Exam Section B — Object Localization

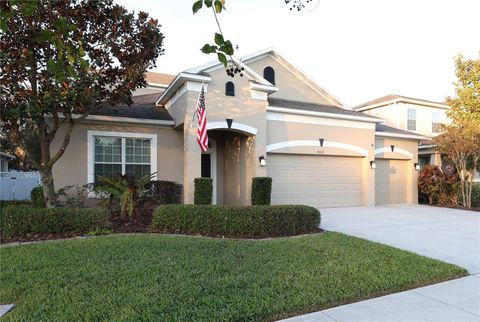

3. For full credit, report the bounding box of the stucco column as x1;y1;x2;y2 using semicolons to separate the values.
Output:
362;157;376;206
183;119;202;204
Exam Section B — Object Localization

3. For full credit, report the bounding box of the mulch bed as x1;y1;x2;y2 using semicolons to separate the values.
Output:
425;204;480;212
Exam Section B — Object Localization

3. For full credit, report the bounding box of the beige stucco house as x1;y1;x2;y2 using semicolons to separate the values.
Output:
354;94;451;169
52;48;425;207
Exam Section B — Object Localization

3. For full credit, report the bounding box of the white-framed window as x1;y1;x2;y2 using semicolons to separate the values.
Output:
432;111;441;133
87;131;157;184
407;108;416;131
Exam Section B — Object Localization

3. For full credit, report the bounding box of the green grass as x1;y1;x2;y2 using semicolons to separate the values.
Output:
0;233;466;321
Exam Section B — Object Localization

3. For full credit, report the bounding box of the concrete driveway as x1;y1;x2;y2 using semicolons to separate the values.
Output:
280;205;480;322
320;204;480;274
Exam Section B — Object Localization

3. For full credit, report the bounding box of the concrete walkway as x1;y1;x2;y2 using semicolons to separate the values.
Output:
281;205;480;321
280;275;480;322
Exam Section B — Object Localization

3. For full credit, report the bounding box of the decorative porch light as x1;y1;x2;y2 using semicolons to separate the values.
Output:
370;161;376;169
259;155;267;166
319;138;324;147
226;118;233;129
414;163;421;171
390;144;395;152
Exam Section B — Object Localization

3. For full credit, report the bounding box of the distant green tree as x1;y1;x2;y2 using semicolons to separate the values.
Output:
435;53;480;207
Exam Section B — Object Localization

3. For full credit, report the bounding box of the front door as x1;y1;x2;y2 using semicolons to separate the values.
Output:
201;138;217;204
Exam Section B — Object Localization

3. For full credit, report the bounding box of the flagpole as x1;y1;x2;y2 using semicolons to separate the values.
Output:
190;83;205;128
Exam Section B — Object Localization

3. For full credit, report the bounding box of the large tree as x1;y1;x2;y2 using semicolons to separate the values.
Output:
0;0;164;206
435;53;480;207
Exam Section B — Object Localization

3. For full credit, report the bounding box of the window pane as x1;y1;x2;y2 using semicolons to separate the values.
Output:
125;164;151;180
126;139;150;164
408;119;416;131
94;136;121;164
94;163;122;184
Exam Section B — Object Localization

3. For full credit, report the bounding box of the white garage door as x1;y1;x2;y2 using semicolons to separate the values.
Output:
375;159;407;205
267;153;363;208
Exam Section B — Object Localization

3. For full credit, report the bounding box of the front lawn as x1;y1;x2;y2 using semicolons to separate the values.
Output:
0;233;466;321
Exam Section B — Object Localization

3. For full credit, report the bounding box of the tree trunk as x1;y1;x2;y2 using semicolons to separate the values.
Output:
39;166;56;208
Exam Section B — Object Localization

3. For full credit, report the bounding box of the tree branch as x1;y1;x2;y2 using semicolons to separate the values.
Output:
47;118;74;167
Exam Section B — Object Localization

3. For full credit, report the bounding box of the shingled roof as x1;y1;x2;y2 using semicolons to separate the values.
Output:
145;72;176;86
354;94;448;110
92;92;173;121
268;98;380;119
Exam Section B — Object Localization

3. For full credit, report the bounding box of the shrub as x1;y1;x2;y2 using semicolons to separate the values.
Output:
472;184;480;207
194;178;212;205
418;165;459;206
251;177;272;205
0;207;111;237
0;200;32;207
151;205;320;238
30;186;45;208
94;173;155;218
142;180;182;205
56;184;93;208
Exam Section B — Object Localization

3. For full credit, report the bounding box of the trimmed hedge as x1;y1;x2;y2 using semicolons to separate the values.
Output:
31;186;45;208
142;180;182;205
0;207;111;237
194;178;212;205
473;184;480;208
251;177;272;205
151;205;320;238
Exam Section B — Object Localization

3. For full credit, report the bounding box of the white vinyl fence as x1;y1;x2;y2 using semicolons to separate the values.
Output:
0;171;41;200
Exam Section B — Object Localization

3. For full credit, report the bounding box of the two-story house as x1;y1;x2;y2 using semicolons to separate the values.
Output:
50;48;424;207
353;94;450;169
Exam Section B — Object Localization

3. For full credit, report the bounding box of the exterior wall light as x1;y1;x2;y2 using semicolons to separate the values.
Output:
370;161;376;169
319;138;324;147
390;145;395;152
226;118;233;129
259;155;266;166
414;163;421;171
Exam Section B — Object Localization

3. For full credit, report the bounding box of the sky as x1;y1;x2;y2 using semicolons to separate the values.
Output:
116;0;479;107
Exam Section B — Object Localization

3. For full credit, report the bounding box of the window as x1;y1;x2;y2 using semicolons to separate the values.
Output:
263;66;275;85
225;81;235;96
88;131;157;184
432;111;441;133
407;108;416;131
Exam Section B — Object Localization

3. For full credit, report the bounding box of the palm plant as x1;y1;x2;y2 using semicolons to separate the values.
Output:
95;173;156;218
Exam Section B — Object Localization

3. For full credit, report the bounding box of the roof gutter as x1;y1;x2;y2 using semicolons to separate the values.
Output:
0;152;15;160
267;106;383;123
375;131;427;141
156;73;212;106
356;98;449;112
67;114;175;126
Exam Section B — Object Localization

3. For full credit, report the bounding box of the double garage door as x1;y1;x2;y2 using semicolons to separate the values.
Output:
267;154;409;208
268;154;363;208
375;159;408;205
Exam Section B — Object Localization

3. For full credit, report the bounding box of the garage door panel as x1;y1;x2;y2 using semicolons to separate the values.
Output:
268;153;363;208
375;159;407;205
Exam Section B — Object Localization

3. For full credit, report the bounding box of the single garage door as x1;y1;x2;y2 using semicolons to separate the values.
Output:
375;159;407;205
268;153;363;208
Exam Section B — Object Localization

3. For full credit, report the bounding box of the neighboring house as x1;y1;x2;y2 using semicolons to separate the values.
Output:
354;94;450;169
0;152;14;172
51;48;424;207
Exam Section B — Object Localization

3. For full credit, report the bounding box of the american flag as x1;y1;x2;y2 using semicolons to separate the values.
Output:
196;86;208;152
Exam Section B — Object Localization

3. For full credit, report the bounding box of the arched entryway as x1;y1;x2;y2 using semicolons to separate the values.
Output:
206;129;256;205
